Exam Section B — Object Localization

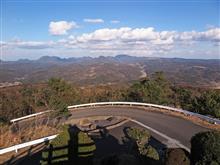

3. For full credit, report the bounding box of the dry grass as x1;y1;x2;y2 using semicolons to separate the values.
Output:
0;125;58;148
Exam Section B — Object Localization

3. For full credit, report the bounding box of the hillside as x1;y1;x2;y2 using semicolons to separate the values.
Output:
1;55;220;87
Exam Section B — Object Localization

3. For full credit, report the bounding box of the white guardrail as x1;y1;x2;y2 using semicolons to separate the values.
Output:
0;135;58;155
68;102;220;125
3;102;219;155
10;102;220;124
10;110;52;123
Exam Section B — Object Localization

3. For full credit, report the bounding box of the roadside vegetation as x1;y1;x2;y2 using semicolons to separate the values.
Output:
1;71;219;126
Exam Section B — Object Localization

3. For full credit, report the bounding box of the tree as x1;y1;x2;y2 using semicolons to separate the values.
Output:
128;72;172;104
192;91;220;118
43;78;77;117
172;87;194;110
191;131;220;165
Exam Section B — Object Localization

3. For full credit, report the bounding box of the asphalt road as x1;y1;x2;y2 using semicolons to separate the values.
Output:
4;106;210;164
68;106;209;148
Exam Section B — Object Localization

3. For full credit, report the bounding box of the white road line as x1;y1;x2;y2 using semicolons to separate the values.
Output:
130;119;190;152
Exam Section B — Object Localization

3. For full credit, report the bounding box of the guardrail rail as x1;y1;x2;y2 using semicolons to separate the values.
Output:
0;135;58;155
67;102;220;125
10;102;220;124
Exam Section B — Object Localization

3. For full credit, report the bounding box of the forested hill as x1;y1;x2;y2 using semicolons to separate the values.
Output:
1;55;220;87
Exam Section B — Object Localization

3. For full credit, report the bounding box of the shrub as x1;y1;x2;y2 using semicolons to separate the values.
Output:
165;148;190;165
126;127;151;145
144;145;160;161
191;131;220;165
192;91;220;118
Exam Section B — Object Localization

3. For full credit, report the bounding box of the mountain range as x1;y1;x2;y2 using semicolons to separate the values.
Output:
1;55;220;87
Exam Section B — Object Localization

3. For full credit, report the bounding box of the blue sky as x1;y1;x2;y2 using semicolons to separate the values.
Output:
1;0;220;60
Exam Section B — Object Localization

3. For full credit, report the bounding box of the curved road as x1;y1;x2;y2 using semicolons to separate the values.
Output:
68;106;209;148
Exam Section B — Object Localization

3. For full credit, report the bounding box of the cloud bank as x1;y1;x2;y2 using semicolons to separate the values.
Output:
2;27;220;59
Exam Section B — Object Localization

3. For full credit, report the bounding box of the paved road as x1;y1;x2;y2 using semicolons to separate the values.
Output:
14;106;209;148
68;106;209;148
4;106;210;164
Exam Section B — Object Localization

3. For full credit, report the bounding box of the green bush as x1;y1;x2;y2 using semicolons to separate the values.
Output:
126;127;151;145
191;131;220;165
165;148;190;165
192;91;220;118
145;145;159;161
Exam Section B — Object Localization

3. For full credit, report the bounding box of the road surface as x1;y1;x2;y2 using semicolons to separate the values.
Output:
68;106;209;148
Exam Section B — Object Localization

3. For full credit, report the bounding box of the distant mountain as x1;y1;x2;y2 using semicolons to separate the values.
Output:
1;55;220;87
37;56;65;63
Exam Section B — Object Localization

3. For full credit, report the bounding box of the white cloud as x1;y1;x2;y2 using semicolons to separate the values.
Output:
60;27;220;57
2;27;220;59
73;27;176;45
49;21;78;35
197;28;220;42
110;20;120;24
83;18;104;23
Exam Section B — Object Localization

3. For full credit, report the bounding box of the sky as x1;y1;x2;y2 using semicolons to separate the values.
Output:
0;0;220;61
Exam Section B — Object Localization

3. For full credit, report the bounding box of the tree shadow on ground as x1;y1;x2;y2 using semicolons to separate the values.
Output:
40;125;95;165
3;125;170;165
90;126;130;158
4;125;95;165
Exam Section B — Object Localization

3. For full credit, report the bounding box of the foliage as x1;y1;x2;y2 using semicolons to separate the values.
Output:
126;127;151;145
165;148;190;165
1;72;220;124
126;127;160;163
128;72;173;105
143;145;160;161
0;87;36;122
43;78;77;117
190;131;220;165
172;87;194;110
192;91;220;118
